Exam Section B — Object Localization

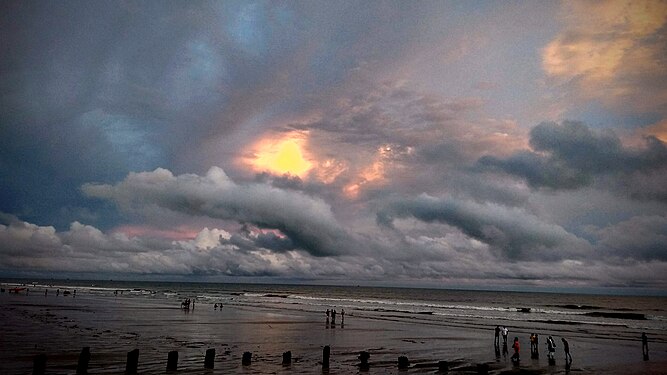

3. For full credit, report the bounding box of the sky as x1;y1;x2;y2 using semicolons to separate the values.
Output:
1;1;667;291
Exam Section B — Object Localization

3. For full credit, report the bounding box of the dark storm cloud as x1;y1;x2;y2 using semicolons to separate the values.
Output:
82;167;355;257
0;1;431;228
478;121;667;194
378;194;590;261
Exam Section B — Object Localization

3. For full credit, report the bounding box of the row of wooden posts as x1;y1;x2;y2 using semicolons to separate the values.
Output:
32;346;491;374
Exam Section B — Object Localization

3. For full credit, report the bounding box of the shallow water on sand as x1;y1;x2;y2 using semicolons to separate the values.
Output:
1;280;666;374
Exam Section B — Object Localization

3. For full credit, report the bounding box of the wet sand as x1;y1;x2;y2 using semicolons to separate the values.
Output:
1;290;666;374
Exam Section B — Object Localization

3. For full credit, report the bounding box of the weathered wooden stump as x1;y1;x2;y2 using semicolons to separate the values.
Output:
242;351;252;366
322;346;330;369
282;350;292;365
76;347;90;374
126;349;139;374
167;351;178;371
358;351;370;371
398;356;410;369
204;348;215;369
32;354;46;375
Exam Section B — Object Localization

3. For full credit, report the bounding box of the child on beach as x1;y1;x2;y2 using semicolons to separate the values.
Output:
511;337;520;363
502;326;509;345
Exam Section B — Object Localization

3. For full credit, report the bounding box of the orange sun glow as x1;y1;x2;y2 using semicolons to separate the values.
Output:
249;134;313;178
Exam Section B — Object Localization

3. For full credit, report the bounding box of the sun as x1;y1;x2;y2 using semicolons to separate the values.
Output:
250;134;313;178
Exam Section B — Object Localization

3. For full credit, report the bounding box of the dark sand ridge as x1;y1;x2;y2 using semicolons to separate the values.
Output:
1;290;666;374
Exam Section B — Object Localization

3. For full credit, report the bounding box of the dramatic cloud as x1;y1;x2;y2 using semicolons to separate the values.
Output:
82;167;353;257
378;194;590;261
2;2;666;290
478;121;667;196
543;0;667;113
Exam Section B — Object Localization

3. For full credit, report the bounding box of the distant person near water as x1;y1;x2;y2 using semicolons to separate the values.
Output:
547;336;556;363
494;325;500;347
502;326;509;345
562;337;572;365
341;309;345;322
511;337;520;363
642;332;649;360
529;333;540;358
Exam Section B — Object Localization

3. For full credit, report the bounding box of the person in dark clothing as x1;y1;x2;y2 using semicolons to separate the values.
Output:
642;332;649;360
562;338;572;364
494;325;500;347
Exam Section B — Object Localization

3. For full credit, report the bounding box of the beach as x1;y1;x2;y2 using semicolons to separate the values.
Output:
1;281;666;374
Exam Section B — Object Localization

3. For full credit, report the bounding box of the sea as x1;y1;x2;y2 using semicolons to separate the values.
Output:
4;279;666;339
1;279;666;373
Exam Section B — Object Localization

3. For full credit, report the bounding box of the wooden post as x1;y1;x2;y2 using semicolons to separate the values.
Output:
358;351;370;371
242;351;252;366
398;356;409;369
76;347;91;374
438;360;449;373
322;346;330;369
32;354;46;375
204;348;215;369
282;351;291;365
126;349;139;374
167;351;178;371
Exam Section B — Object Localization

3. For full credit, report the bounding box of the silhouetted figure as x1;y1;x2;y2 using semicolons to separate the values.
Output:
642;332;649;361
44;289;48;297
326;309;330;319
57;289;60;296
511;337;520;364
547;336;556;365
529;333;539;358
502;326;509;345
341;309;345;322
533;334;540;358
494;325;501;347
331;309;336;324
562;338;572;365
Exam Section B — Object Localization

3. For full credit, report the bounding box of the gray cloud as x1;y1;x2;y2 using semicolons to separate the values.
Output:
593;215;667;261
378;194;590;261
82;167;354;257
478;121;667;195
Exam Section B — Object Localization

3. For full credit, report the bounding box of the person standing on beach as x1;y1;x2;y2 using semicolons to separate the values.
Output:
642;332;649;360
341;309;345;322
502;326;509;345
547;336;556;363
326;309;330;319
331;309;336;323
561;338;572;364
511;337;520;363
494;325;500;347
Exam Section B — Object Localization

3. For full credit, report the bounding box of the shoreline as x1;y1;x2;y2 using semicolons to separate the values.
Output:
1;285;666;374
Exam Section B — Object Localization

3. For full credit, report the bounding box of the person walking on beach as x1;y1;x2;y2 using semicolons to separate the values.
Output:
511;337;520;363
494;325;500;347
502;326;509;345
642;332;649;360
331;309;336;323
561;338;572;365
547;336;556;363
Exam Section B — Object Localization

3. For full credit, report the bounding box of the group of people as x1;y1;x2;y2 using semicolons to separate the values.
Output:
325;308;345;323
494;326;571;366
181;298;194;309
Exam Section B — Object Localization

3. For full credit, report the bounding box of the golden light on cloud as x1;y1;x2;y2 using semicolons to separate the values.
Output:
343;149;388;199
248;132;313;178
